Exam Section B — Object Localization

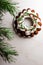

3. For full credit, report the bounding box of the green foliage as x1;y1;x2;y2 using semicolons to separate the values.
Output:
0;0;18;62
0;27;18;62
0;27;13;39
0;0;18;17
0;41;18;62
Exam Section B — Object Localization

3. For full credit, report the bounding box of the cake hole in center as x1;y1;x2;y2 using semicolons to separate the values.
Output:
23;17;33;27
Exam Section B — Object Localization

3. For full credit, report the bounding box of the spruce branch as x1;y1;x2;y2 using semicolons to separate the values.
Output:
0;0;18;17
0;41;18;62
0;27;13;39
0;0;18;62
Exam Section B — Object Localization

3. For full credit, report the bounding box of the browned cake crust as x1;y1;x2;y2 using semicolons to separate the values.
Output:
13;8;42;37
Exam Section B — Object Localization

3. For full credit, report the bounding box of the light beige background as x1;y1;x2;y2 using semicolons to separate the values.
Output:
0;0;43;65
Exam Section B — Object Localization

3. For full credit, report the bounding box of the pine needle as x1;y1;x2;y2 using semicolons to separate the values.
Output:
0;0;18;62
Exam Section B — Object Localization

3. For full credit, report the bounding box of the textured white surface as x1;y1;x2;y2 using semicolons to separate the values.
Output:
0;0;43;65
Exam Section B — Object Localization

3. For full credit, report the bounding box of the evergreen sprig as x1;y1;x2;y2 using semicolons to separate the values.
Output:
0;0;18;17
0;41;18;62
0;27;13;39
0;0;18;62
